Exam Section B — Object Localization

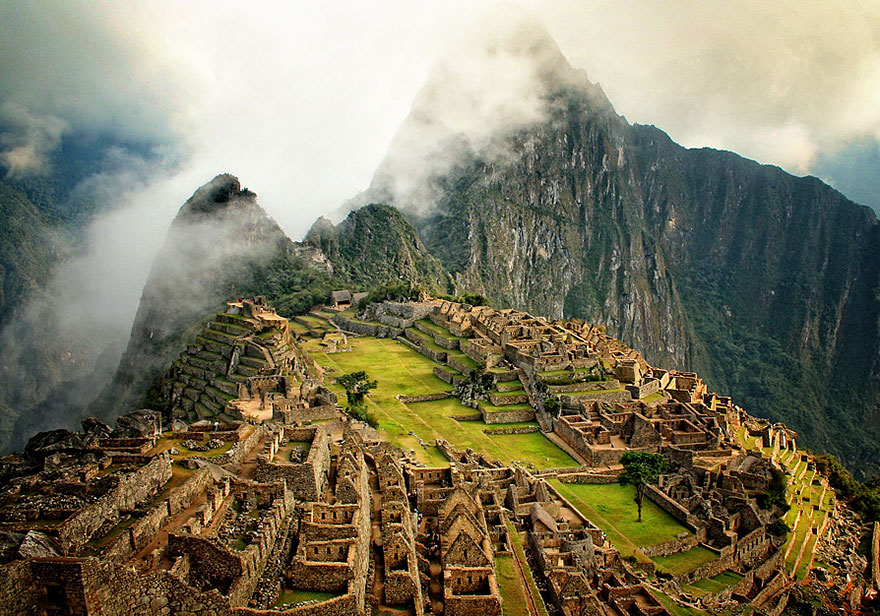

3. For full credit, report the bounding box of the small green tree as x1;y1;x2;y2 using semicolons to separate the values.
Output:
619;451;668;522
544;395;561;416
337;371;377;407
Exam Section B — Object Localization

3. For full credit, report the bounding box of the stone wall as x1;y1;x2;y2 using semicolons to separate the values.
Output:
674;550;733;586
398;392;453;404
626;379;662;399
560;389;631;406
274;404;338;425
57;453;173;551
236;591;357;616
254;428;330;501
194;426;263;468
557;472;620;485
2;554;234;616
447;356;477;376
480;406;535;424
434;366;466;386
482;426;541;435
487;391;529;406
751;571;792;611
545;380;621;394
640;530;705;558
331;315;401;339
644;484;700;531
169;467;215;516
0;559;38;616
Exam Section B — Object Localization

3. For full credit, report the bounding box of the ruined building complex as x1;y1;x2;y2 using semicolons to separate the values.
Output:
0;297;872;615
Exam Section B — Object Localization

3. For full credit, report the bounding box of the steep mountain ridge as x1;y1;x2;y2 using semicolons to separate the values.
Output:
348;27;880;471
305;203;452;293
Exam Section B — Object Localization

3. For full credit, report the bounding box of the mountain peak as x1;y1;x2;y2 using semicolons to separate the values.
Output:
176;173;257;221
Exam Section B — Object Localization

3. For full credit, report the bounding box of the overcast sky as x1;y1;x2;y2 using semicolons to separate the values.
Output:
2;0;878;237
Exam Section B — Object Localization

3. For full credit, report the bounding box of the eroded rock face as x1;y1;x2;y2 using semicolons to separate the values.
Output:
24;429;88;459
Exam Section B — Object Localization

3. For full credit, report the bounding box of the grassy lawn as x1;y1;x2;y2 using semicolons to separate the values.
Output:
297;314;329;327
653;546;718;575
408;328;450;353
495;556;532;616
275;589;337;607
412;397;481;419
311;337;573;469
489;389;526;398
478;401;533;414
417;319;464;340
549;480;692;560
691;570;743;594
446;348;480;370
539;369;569;378
489;432;577;468
653;591;710;616
496;379;523;389
505;520;550;616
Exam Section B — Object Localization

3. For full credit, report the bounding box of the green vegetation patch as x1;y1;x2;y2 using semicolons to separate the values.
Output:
275;589;338;607
418;319;464;340
549;480;693;558
488;432;577;468
691;571;744;594
478;401;533;414
489;389;526;398
310;337;572;469
653;546;718;576
504;521;550;616
495;556;533;616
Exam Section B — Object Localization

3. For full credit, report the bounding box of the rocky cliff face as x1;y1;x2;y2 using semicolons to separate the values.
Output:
351;27;880;471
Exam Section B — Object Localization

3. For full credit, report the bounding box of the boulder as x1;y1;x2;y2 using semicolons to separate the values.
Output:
17;530;61;559
81;417;113;439
0;530;60;563
112;409;161;438
24;429;88;459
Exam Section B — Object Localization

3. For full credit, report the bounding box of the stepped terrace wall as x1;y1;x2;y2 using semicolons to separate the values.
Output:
104;468;224;562
479;404;535;424
194;425;263;467
237;590;357;616
273;403;338;425
331;314;402;338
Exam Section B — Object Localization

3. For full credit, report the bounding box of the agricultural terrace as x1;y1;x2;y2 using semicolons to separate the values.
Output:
302;333;576;470
736;427;835;580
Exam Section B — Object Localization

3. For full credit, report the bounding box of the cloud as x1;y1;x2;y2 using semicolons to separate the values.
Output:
538;0;880;179
0;103;68;177
813;136;880;210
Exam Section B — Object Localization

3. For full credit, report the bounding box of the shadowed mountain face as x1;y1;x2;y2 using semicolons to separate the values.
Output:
86;174;339;428
305;204;453;294
342;24;880;472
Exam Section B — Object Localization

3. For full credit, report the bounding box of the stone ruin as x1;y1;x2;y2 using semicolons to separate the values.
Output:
0;296;874;615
